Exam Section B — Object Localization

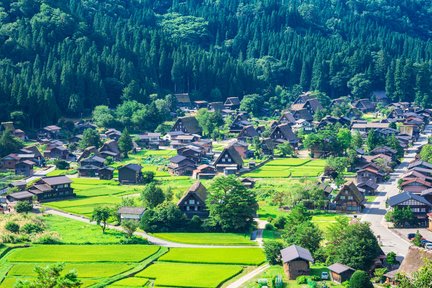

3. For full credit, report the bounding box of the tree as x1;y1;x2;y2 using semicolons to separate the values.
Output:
0;130;24;158
91;206;111;233
121;220;139;238
55;160;70;170
326;219;381;270
386;251;398;266
140;202;187;232
92;106;115;128
386;207;416;227
140;183;165;208
15;263;81;288
350;270;373;288
420;144;432;163
79;129;101;149
195;109;223;137
206;176;258;232
118;128;133;158
413;230;422;247
15;201;33;213
348;73;372;99
5;222;20;233
263;240;284;265
240;94;261;116
276;142;294;157
282;221;322;255
366;129;380;151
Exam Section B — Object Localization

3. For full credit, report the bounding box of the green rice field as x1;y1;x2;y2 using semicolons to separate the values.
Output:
244;158;326;178
152;232;256;246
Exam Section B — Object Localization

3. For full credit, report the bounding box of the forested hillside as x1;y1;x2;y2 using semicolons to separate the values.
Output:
2;0;432;128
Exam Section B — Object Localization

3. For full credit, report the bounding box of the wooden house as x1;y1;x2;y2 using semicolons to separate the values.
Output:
400;178;432;194
98;167;114;180
42;125;61;139
6;191;35;203
104;128;121;141
281;245;314;280
387;192;432;226
328;263;355;284
192;164;216;180
118;164;143;184
214;146;243;173
357;180;378;195
177;181;209;218
224;97;240;110
229;113;252;133
279;111;296;125
333;182;365;212
208;102;224;112
177;146;204;163
356;164;385;184
352;98;375;113
269;124;299;146
237;125;259;141
99;140;121;160
194;100;208;109
171;116;202;135
15;160;35;177
174;93;192;109
168;155;196;176
44;145;69;160
27;176;75;202
117;207;145;223
241;178;256;189
136;133;161;149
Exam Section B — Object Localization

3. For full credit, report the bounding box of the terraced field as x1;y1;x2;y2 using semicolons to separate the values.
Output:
244;158;326;178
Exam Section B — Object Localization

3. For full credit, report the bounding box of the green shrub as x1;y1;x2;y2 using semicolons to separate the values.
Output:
55;160;70;170
34;234;62;244
350;270;373;288
21;223;44;234
15;201;33;213
5;222;20;233
263;240;284;265
119;236;149;245
265;223;275;230
296;275;307;284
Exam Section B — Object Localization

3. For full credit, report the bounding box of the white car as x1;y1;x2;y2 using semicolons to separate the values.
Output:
425;243;432;250
321;271;329;280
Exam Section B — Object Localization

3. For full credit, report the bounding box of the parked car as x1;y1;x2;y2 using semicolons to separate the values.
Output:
321;271;329;280
425;243;432;250
421;239;432;247
407;233;416;240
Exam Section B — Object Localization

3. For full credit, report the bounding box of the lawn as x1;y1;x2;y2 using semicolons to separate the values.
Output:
159;248;265;265
46;169;77;177
311;213;339;233
152;232;256;246
136;262;243;288
7;245;159;262
257;202;287;219
244;158;326;178
44;215;126;243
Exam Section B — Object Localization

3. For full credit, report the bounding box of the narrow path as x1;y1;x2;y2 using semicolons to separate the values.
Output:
361;125;431;260
225;264;270;288
45;209;260;249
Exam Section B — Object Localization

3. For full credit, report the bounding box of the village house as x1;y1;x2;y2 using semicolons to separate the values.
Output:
269;123;299;147
41;125;61;139
194;100;208;109
328;263;355;284
357;180;379;195
104;128;121;141
1;153;39;170
118;164;143;184
333;181;365;212
117;207;146;223
8;176;76;202
208;101;224;112
237;125;259;141
99;140;121;160
74;121;97;134
174;93;192;109
192;164;216;180
229;113;252;133
280;245;314;280
177;181;209;218
98;167;114;180
15;160;35;177
224;97;241;110
351;122;390;136
387;192;432;227
214;146;243;173
168;155;196;176
1;122;26;140
44;145;70;160
241;178;256;189
177;145;204;163
400;178;432;194
352;98;375;113
136;133;161;149
279;111;296;125
171;116;202;135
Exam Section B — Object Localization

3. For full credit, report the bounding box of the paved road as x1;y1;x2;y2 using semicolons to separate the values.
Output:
226;264;270;288
361;125;431;260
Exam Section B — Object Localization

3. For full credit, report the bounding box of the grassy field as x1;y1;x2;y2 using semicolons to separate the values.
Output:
244;158;326;178
311;213;339;233
152;232;256;246
7;245;159;262
159;248;265;265
136;262;243;288
108;277;149;287
44;215;126;243
45;178;143;217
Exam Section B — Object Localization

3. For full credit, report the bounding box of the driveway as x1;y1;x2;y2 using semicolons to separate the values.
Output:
361;125;431;260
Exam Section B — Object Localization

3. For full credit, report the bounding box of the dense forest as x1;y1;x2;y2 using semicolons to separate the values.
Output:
2;0;432;128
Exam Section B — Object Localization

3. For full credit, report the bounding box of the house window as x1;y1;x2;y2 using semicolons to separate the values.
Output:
340;196;346;200
189;199;195;204
186;206;190;211
348;196;353;200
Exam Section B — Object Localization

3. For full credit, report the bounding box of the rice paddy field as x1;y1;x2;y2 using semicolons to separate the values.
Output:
0;245;161;288
151;232;256;246
244;158;326;178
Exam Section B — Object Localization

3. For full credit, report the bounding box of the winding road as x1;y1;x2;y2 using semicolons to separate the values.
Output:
361;124;431;260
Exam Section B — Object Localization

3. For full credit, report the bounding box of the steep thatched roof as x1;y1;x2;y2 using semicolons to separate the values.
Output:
398;246;432;278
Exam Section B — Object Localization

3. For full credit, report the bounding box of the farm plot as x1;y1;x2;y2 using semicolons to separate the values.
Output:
7;245;159;262
159;248;265;265
45;178;143;217
244;158;326;178
136;262;243;288
151;232;256;246
108;277;149;287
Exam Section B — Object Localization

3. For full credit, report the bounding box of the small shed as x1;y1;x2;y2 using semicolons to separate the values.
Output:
328;263;355;283
118;207;146;222
280;245;314;280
